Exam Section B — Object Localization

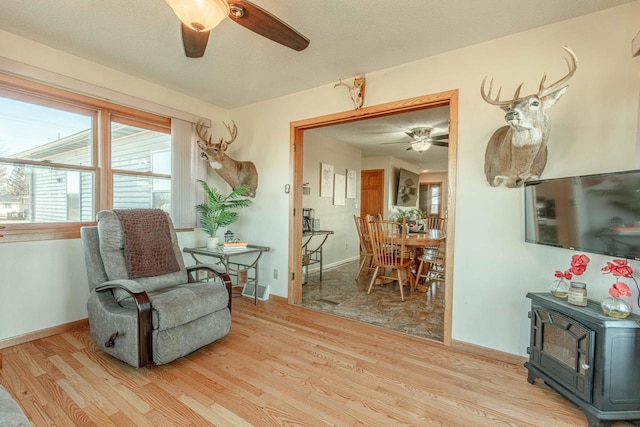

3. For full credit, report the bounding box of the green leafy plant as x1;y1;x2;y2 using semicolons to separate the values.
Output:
411;208;427;220
195;180;252;238
391;208;416;222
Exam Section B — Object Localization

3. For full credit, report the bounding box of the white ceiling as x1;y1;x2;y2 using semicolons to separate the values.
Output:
309;106;451;171
0;0;633;168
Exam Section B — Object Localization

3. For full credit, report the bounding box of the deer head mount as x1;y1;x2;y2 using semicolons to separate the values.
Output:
196;121;258;197
481;45;578;188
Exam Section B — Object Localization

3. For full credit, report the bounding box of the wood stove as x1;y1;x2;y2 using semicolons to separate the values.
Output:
526;293;640;427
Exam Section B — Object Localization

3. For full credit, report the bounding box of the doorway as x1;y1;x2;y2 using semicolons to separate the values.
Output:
288;90;458;345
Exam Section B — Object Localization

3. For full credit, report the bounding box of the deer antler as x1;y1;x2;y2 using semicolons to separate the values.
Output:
195;121;212;150
333;78;351;91
220;120;237;151
481;46;577;107
537;45;578;98
481;77;514;108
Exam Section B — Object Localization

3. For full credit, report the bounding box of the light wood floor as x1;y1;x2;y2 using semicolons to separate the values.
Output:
0;297;629;426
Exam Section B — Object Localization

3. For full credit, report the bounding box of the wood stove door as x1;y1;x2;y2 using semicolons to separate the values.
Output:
529;306;595;402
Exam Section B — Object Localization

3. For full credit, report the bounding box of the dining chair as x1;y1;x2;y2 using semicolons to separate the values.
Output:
415;234;446;294
367;219;413;301
424;216;445;232
353;215;375;278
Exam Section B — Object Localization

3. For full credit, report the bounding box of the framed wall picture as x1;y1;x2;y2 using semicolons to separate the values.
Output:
334;173;346;206
396;168;419;207
346;168;356;199
320;163;334;197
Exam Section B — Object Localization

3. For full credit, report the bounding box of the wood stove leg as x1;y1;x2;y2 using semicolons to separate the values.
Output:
584;413;612;427
525;367;538;384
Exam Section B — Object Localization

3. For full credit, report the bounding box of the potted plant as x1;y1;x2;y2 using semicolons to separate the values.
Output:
196;179;252;248
391;208;414;222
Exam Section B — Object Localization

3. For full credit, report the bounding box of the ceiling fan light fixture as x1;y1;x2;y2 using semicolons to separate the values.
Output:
166;0;230;32
411;141;431;152
409;126;433;139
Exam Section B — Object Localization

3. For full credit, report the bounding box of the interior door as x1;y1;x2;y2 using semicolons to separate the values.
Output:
361;169;384;217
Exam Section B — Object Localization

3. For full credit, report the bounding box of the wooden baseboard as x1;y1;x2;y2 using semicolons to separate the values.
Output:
0;319;89;350
267;294;288;304
451;339;527;366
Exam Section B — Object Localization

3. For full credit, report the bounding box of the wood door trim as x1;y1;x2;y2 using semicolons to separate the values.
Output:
289;89;458;346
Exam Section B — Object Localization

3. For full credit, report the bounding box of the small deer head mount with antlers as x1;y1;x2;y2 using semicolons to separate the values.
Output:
196;121;259;197
334;75;366;110
481;45;578;188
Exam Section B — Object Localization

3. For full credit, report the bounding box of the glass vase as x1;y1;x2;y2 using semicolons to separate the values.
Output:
550;279;570;298
601;297;631;319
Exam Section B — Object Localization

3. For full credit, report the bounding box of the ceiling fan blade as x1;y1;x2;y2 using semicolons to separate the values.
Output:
228;1;309;51
181;23;210;58
381;141;411;145
431;140;449;147
431;134;449;141
404;131;415;138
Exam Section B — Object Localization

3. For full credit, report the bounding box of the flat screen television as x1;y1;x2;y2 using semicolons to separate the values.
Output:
524;170;640;260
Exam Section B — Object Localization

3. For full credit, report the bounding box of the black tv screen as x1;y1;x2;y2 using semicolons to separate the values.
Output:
524;170;640;260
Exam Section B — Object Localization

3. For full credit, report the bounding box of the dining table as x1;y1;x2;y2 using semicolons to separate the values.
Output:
390;231;446;292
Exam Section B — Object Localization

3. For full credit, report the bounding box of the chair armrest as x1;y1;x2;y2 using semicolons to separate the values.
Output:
93;279;152;367
187;264;233;313
95;279;145;294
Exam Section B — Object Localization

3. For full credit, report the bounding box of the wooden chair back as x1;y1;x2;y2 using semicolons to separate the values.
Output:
366;219;413;301
367;219;407;269
424;216;445;232
365;213;383;222
353;215;371;254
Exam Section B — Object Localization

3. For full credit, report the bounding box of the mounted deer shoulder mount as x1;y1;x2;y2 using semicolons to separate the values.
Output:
196;121;258;197
481;45;578;188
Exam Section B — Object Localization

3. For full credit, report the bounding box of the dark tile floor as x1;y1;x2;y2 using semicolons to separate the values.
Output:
299;259;445;342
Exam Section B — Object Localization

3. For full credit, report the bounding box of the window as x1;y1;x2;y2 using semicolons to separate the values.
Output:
111;119;171;212
419;182;442;217
0;74;172;242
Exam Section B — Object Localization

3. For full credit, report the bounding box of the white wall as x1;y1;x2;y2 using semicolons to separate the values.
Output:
303;130;361;268
1;3;639;357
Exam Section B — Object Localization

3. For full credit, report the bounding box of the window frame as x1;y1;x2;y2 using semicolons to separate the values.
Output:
419;181;443;218
0;73;171;242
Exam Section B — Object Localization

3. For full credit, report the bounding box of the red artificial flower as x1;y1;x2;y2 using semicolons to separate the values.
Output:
554;270;572;280
609;282;632;298
602;259;634;278
570;265;587;276
569;254;590;276
554;254;589;280
571;254;590;268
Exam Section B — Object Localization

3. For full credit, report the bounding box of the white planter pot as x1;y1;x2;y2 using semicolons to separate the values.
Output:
206;236;219;249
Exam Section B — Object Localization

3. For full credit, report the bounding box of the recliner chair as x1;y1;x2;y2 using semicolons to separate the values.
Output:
81;209;232;367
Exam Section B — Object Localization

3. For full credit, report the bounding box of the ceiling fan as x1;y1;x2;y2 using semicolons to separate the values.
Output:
383;126;449;152
165;0;310;58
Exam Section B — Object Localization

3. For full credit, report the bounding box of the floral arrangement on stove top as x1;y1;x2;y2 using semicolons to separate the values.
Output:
550;254;590;298
600;259;639;318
